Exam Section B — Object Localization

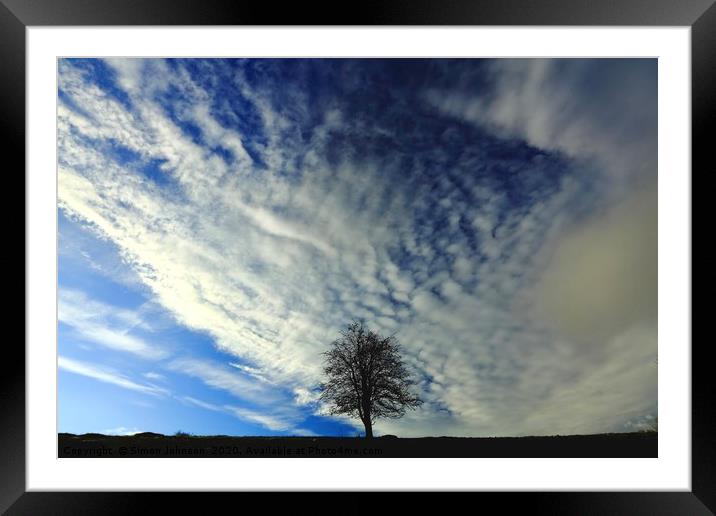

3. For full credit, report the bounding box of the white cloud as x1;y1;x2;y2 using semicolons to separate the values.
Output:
424;59;657;193
167;358;281;404
59;289;168;360
222;406;295;432
293;387;319;406
59;356;169;397
100;426;144;436
179;396;224;412
179;395;311;435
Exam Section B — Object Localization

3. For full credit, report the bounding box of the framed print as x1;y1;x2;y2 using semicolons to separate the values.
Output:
4;0;710;512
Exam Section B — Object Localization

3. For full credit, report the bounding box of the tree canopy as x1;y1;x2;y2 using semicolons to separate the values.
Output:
319;321;423;438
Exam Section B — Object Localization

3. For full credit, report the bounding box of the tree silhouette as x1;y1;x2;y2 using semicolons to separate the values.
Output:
319;321;423;438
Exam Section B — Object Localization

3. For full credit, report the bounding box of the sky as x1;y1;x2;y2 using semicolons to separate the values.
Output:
57;58;657;437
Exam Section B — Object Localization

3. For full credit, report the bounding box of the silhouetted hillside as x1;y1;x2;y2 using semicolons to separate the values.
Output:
59;431;657;458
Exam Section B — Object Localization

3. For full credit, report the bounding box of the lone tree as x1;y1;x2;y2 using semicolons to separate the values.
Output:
319;321;423;438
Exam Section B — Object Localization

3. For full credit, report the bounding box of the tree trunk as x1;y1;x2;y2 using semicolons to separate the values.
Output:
363;418;373;438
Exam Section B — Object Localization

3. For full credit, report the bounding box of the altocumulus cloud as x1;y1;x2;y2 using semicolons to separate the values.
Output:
58;58;657;437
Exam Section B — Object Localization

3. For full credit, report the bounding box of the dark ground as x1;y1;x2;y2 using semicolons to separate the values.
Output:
59;431;657;458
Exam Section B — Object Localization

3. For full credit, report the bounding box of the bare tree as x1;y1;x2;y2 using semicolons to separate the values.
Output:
319;321;423;438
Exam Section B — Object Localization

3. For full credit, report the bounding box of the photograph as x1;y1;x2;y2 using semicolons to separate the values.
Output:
56;57;658;459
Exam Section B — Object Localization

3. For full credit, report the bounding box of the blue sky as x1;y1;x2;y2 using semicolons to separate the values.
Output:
58;58;657;437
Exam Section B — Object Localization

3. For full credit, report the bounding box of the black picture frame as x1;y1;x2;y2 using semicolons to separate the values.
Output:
4;0;709;513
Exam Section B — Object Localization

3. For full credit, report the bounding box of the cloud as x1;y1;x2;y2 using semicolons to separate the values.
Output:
100;426;144;436
293;387;320;406
222;406;296;432
228;362;275;385
532;182;657;346
424;59;657;193
59;289;168;360
518;322;658;436
59;356;169;396
167;358;281;404
179;395;312;435
180;396;224;412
